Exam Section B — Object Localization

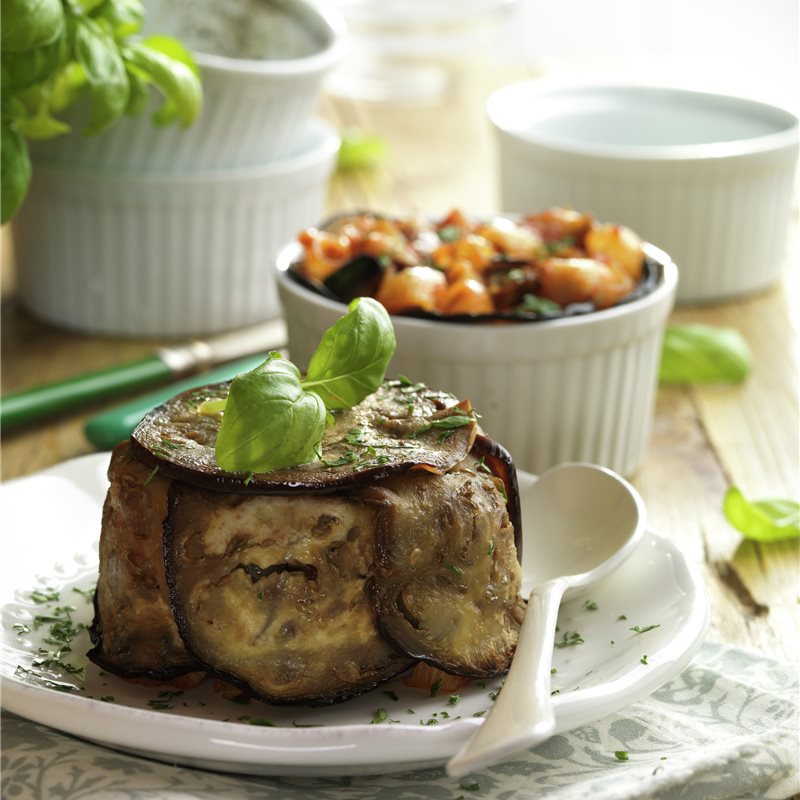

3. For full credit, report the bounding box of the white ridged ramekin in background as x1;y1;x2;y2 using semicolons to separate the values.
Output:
13;122;339;338
276;242;678;477
28;0;345;171
488;82;799;304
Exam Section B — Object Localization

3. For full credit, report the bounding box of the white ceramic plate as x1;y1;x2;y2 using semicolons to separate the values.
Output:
0;453;709;777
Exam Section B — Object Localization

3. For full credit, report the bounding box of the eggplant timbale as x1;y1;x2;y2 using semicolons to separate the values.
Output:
89;381;525;704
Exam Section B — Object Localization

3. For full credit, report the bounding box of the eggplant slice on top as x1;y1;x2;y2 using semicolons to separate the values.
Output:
90;379;524;704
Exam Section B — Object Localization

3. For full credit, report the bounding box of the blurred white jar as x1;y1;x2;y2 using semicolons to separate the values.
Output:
326;0;517;104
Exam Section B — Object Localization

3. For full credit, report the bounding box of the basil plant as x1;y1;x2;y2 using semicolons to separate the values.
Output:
1;0;203;223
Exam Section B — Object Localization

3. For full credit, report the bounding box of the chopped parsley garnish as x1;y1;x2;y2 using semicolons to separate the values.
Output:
413;413;473;438
473;710;486;717
584;600;598;611
459;782;480;792
248;718;276;727
615;751;629;761
30;588;59;604
551;689;560;696
630;624;661;634
544;235;576;254
437;225;462;243
475;456;493;475
321;451;359;467
550;668;558;675
371;708;390;724
20;599;89;683
488;540;496;557
519;294;563;315
554;630;584;648
617;614;628;621
640;655;648;664
448;694;460;706
343;428;367;445
429;678;442;697
443;561;464;579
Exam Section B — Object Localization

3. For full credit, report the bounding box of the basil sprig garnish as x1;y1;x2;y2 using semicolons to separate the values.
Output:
215;298;396;473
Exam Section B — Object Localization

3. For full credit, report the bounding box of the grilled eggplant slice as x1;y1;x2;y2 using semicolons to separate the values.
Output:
367;455;525;677
132;381;477;494
164;483;415;704
88;442;203;683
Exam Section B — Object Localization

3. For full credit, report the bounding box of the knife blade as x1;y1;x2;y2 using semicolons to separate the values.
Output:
0;318;286;431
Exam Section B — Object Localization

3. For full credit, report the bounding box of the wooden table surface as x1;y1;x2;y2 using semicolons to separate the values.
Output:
1;67;798;666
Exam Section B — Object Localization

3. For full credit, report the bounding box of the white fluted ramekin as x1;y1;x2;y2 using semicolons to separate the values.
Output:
13;121;339;338
488;82;799;303
28;0;345;171
276;241;678;477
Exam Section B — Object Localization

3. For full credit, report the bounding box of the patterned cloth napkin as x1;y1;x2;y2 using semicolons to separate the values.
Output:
2;641;797;800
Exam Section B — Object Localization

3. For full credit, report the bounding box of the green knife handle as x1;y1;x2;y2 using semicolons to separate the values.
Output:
84;353;267;450
0;356;173;431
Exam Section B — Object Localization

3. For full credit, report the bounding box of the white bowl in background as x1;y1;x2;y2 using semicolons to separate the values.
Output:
276;240;677;478
13;121;340;339
488;82;799;303
28;0;345;171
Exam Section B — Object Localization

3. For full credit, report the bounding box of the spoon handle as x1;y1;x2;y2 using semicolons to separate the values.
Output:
446;577;569;778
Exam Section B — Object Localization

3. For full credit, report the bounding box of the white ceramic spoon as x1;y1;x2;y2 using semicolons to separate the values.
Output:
446;462;647;778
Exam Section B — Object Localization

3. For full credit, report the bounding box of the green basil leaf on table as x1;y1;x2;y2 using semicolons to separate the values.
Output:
1;0;64;53
723;488;800;543
337;128;389;171
73;14;129;134
303;297;397;410
659;324;751;384
215;353;327;474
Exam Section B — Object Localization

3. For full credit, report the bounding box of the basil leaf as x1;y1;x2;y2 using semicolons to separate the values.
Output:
123;64;149;116
140;35;200;76
337;129;388;171
1;34;66;93
92;0;144;41
1;108;31;224
74;15;129;135
659;324;751;384
723;488;800;543
17;96;71;140
518;294;562;315
215;353;326;474
122;41;202;128
303;297;396;410
1;0;64;54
